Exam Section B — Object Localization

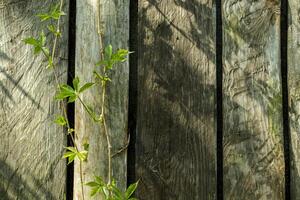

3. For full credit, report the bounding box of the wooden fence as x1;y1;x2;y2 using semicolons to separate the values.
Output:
0;0;299;199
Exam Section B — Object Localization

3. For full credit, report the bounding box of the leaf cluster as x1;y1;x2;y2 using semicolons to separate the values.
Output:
37;4;66;22
23;32;49;56
63;147;88;164
55;77;94;103
86;176;139;200
96;45;132;70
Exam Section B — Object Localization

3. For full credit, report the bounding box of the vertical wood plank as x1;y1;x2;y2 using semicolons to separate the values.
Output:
222;0;285;199
0;0;68;199
74;0;129;199
288;0;300;198
136;1;216;199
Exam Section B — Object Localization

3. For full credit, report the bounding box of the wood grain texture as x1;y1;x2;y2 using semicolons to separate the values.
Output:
288;0;300;198
74;0;129;199
222;0;285;199
0;0;69;199
136;1;216;199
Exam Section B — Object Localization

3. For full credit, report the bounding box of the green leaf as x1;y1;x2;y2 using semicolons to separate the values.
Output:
111;49;130;63
83;142;89;151
95;60;108;67
63;147;87;164
37;3;66;22
105;45;113;60
37;13;52;21
72;77;80;91
67;95;77;103
67;128;75;134
94;176;105;185
65;146;77;153
90;187;102;197
111;185;123;199
86;176;106;197
34;46;42;55
54;115;67;126
77;150;88;161
125;181;139;199
47;24;61;36
94;71;111;82
85;181;99;187
23;37;39;45
63;149;76;164
79;82;95;93
40;31;46;46
55;84;76;100
41;47;50;57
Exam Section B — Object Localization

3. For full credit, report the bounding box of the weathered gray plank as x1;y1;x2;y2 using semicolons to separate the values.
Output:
0;0;68;199
136;1;216;199
288;0;300;198
222;0;285;199
74;0;129;199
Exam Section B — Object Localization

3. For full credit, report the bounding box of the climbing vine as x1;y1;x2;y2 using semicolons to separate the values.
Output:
24;0;138;199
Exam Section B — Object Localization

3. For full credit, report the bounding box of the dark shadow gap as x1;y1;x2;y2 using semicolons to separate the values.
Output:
216;0;223;199
280;0;290;199
66;0;76;199
127;0;138;188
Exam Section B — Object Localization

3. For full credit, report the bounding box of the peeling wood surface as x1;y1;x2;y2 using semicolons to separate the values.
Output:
136;1;216;199
0;0;69;199
74;0;129;199
288;0;300;199
222;0;285;199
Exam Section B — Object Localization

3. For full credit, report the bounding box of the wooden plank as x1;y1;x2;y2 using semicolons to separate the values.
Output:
136;1;216;199
74;0;129;199
288;0;300;198
0;1;68;199
222;0;285;199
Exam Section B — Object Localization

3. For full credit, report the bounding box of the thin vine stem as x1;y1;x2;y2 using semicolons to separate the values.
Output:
97;0;113;197
48;0;85;199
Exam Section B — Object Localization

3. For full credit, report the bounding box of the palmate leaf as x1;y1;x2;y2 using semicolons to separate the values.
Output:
56;84;76;100
23;31;48;56
63;147;88;164
86;175;106;197
37;3;66;22
23;37;39;45
96;45;132;70
54;115;67;126
47;24;61;37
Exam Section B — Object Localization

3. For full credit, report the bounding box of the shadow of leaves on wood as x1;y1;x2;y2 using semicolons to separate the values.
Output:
0;159;60;200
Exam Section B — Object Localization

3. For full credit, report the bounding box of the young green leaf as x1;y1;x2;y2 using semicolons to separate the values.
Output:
47;24;61;36
67;95;77;103
55;84;77;102
94;71;111;83
86;176;105;197
37;3;66;21
125;181;139;199
72;77;80;91
105;45;113;60
111;184;124;199
111;49;130;63
79;82;95;93
23;32;49;57
63;147;77;164
23;37;39;46
67;128;75;134
54;115;67;126
63;147;88;164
